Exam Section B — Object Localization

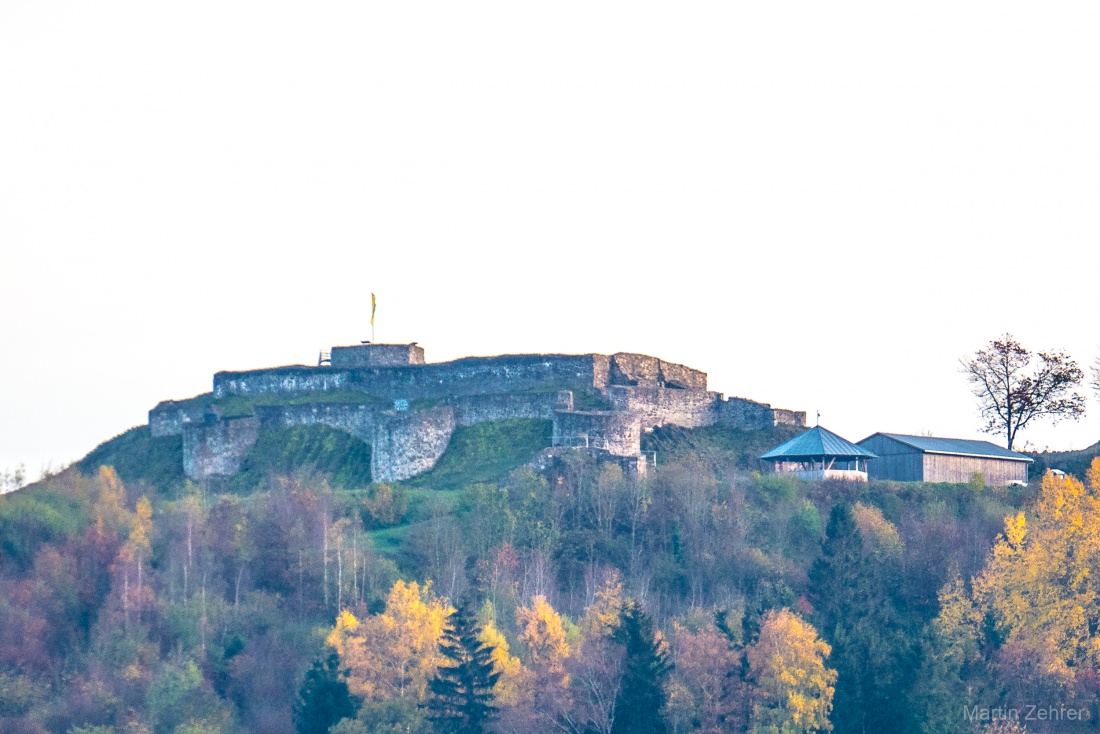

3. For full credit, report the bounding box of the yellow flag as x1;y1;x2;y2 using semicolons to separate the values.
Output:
371;293;376;326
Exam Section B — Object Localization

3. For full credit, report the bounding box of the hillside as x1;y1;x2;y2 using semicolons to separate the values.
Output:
2;416;1095;733
1028;439;1100;480
76;416;553;498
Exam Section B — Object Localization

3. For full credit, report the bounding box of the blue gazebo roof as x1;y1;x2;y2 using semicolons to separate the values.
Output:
761;426;877;461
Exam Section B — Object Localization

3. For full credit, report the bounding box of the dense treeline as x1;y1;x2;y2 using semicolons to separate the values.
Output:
2;423;1097;732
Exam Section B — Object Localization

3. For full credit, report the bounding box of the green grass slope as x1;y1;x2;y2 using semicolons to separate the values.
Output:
75;418;553;501
229;424;374;492
76;426;185;493
75;423;373;498
401;418;552;492
641;422;804;470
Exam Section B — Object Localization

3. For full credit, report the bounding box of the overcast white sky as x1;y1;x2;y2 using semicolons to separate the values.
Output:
2;2;1099;478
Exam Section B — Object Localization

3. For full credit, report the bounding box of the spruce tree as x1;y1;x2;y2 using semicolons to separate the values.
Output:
809;503;914;734
293;651;357;734
426;601;501;734
611;602;672;734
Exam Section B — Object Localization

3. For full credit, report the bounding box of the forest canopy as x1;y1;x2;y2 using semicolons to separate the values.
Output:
1;421;1095;733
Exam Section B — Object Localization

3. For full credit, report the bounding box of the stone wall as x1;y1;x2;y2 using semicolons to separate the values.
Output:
592;354;610;391
213;352;711;402
213;368;352;398
166;347;805;484
448;391;574;427
607;353;708;390
655;359;708;391
608;353;658;386
331;343;426;368
253;403;379;444
371;407;456;483
552;410;641;457
150;399;216;437
214;354;604;401
773;408;807;427
716;397;807;430
182;416;260;478
180;403;454;483
608;386;719;429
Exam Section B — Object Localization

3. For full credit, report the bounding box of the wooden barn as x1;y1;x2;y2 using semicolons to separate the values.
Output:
856;433;1032;486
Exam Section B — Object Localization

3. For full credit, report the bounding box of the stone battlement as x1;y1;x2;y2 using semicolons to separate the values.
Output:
330;343;425;369
212;351;708;401
213;354;603;401
151;343;804;482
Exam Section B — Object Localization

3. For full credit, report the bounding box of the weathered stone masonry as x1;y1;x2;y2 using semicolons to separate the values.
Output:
552;410;641;457
151;342;805;482
448;391;574;427
181;416;260;479
213;354;604;401
254;403;378;443
331;343;425;368
609;386;719;429
149;399;213;437
370;406;455;483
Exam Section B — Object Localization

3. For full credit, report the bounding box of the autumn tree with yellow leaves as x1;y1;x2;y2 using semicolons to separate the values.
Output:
328;580;452;703
517;595;572;671
745;608;836;734
971;463;1100;701
914;460;1100;730
512;594;577;731
115;494;153;628
579;570;626;641
477;605;529;706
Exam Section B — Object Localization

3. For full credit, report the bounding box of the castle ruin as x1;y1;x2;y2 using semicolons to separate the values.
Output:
149;343;806;482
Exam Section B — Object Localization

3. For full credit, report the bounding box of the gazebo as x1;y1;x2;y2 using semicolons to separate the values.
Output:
760;426;876;481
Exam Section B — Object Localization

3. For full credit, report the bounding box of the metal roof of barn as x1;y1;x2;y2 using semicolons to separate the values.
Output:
761;426;877;461
858;433;1033;463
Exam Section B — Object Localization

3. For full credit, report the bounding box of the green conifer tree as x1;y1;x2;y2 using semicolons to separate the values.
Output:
611;602;672;734
912;574;985;734
426;601;501;734
809;503;915;734
912;628;970;734
294;651;357;734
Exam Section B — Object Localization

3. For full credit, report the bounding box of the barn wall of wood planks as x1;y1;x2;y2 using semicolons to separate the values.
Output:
858;434;1029;485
